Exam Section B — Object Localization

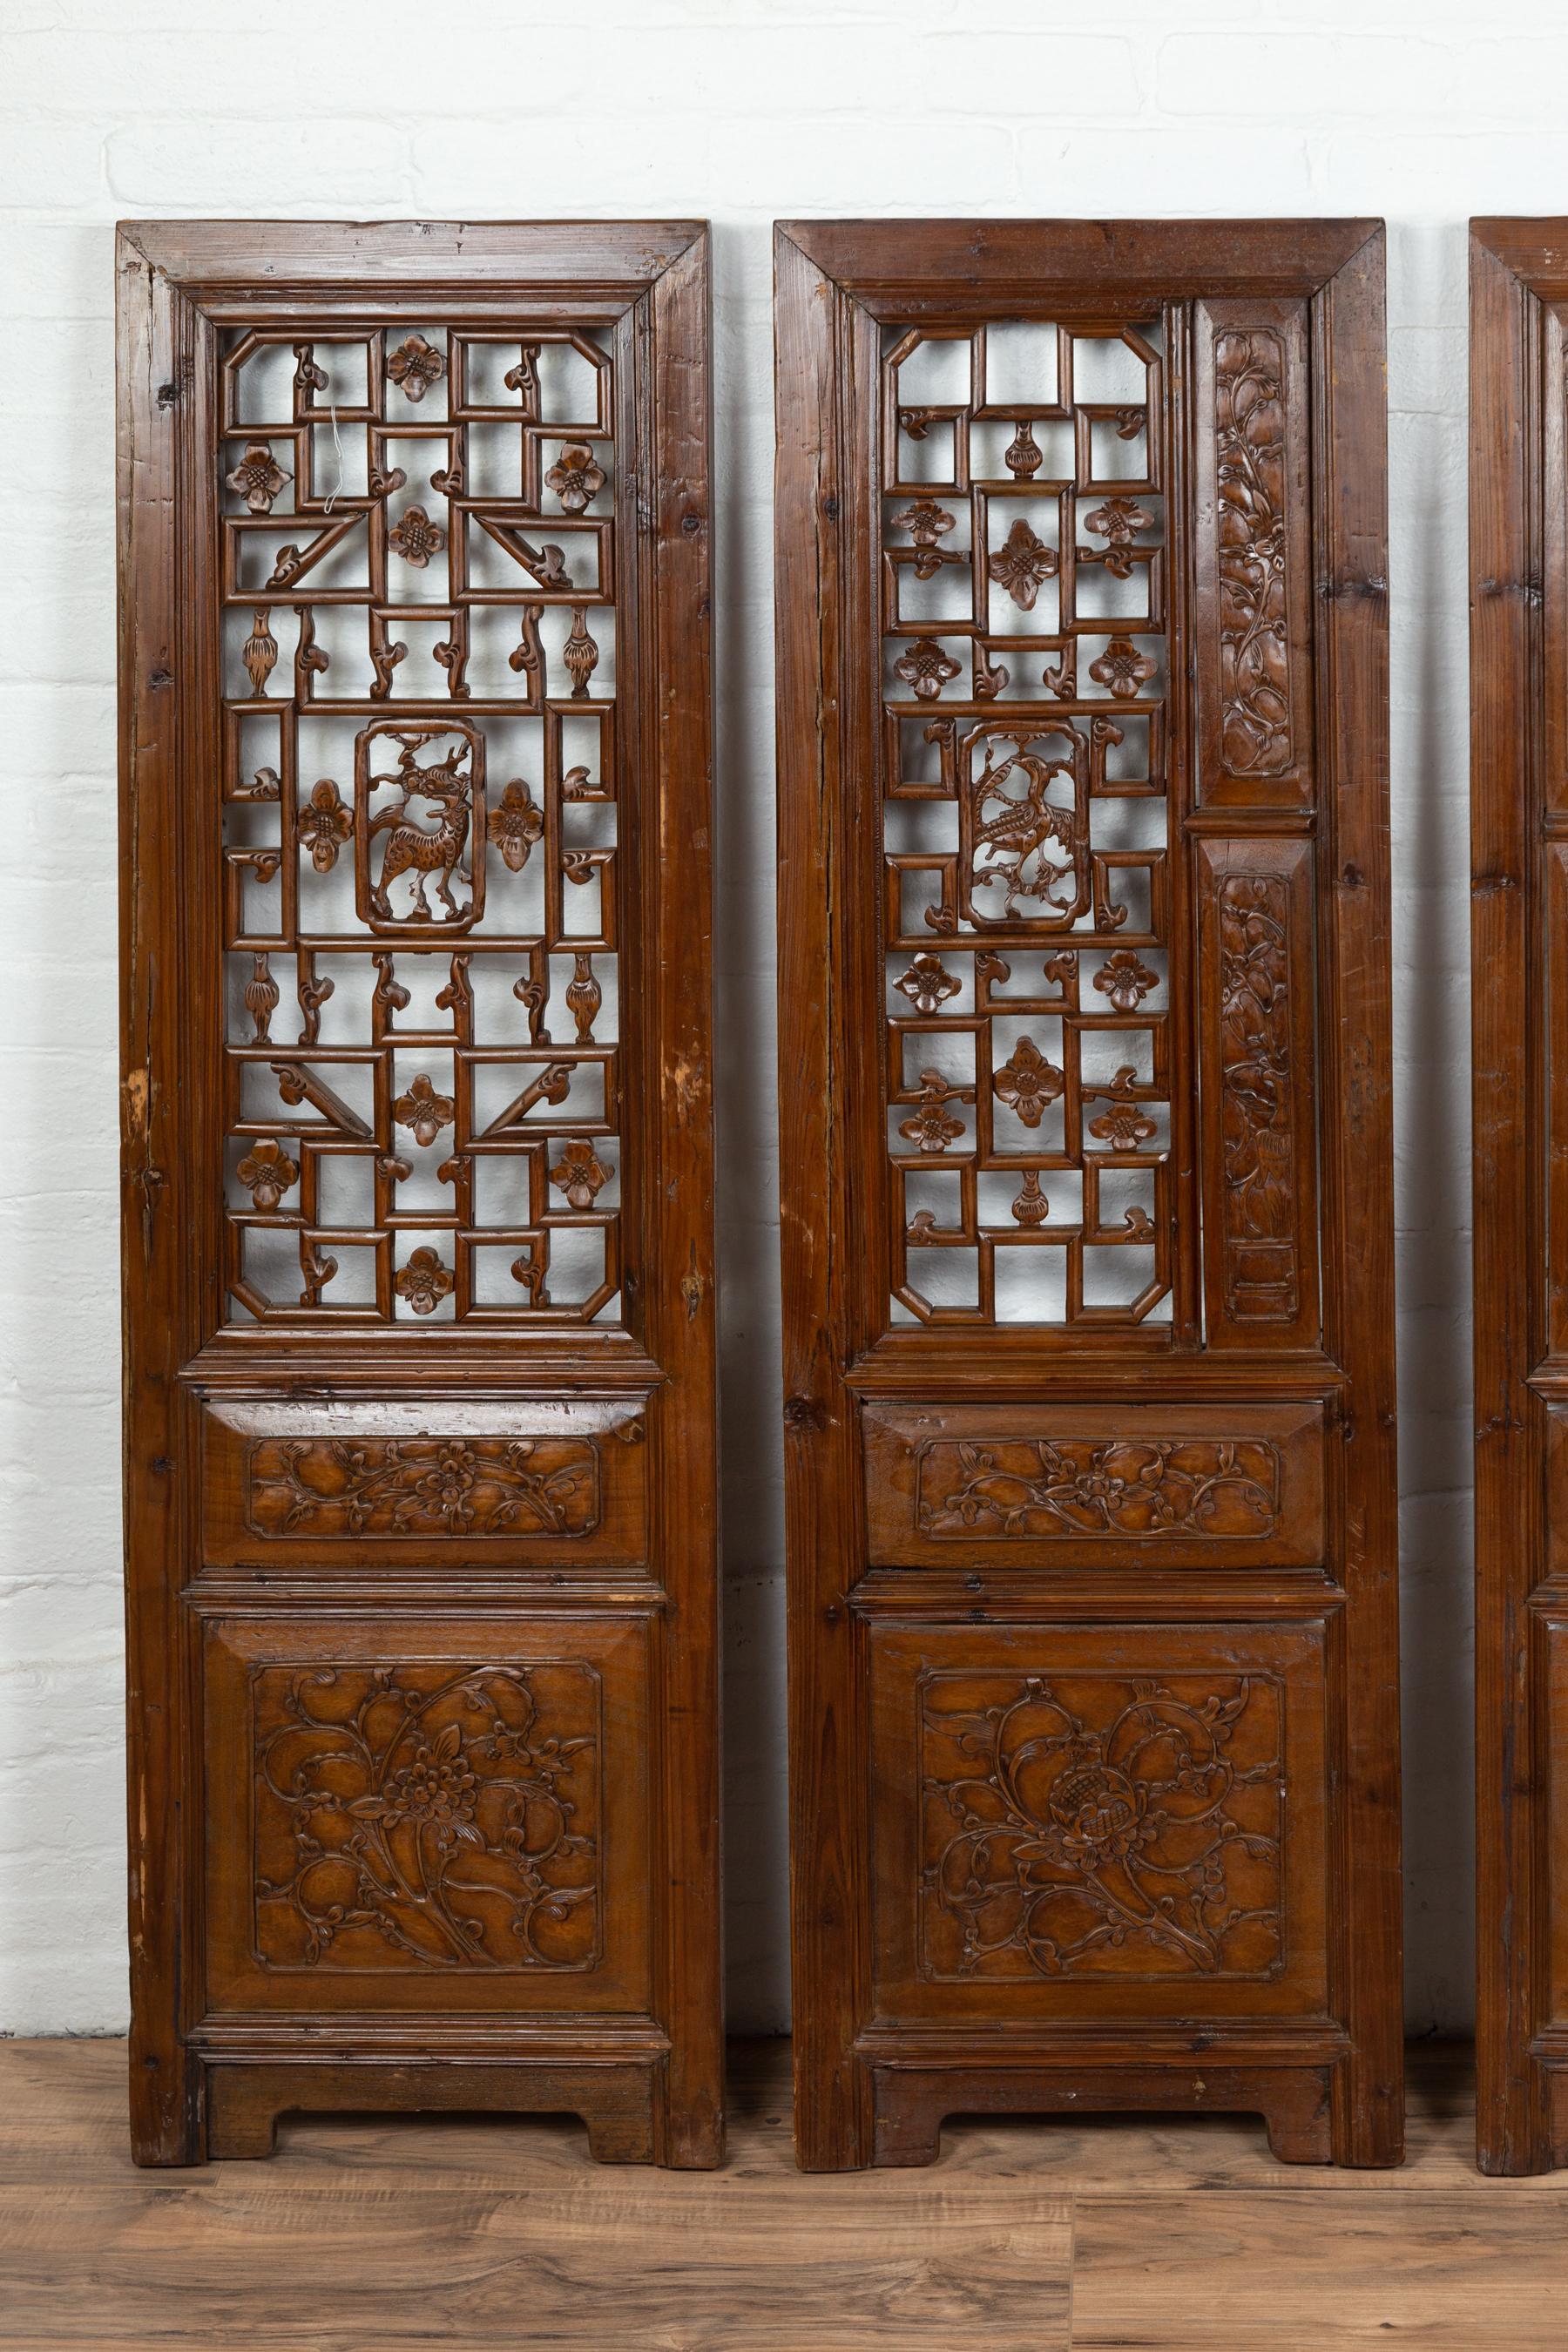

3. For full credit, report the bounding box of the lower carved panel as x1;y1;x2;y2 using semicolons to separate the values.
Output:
200;1608;652;2016
253;1659;601;1973
920;1666;1284;1984
869;1616;1328;2024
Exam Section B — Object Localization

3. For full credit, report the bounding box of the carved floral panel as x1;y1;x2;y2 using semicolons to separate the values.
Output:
245;1435;602;1539
916;1436;1282;1542
219;327;622;1323
918;1666;1284;1982
881;320;1173;1328
252;1659;601;1971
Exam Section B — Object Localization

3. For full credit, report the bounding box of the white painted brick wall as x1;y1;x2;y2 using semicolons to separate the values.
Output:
2;0;1531;2038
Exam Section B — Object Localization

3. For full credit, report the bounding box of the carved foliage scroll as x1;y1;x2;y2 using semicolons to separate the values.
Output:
916;1436;1282;1542
918;1667;1285;1983
1198;838;1319;1347
1194;300;1314;808
246;1436;602;1539
252;1660;601;1972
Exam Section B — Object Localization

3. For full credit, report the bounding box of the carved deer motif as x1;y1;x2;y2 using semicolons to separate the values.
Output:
367;733;474;923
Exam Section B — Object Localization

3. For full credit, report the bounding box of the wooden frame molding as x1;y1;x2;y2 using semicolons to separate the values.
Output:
118;219;720;2166
775;217;1401;2171
1470;216;1568;2177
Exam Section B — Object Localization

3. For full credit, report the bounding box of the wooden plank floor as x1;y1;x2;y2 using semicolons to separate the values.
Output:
1;2040;1564;2349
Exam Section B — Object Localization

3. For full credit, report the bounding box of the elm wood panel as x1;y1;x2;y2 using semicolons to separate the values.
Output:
870;2062;1334;2170
1191;299;1315;808
199;1393;650;1568
119;220;720;2170
867;1617;1328;2026
199;1607;652;2017
776;217;1398;2173
204;2056;664;2165
1470;223;1568;2176
1549;841;1568;1359
1195;835;1321;1349
862;1397;1325;1569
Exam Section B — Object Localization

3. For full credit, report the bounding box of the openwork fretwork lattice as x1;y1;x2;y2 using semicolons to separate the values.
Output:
881;319;1173;1327
219;323;621;1323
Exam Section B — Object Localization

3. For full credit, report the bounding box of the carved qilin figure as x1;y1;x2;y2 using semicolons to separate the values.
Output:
368;733;475;924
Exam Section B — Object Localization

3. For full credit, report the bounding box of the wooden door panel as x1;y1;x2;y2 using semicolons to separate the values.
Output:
1471;226;1568;2174
199;1395;651;1571
862;1400;1325;1569
777;220;1399;2170
868;1618;1328;2024
118;221;719;2167
199;1609;652;2016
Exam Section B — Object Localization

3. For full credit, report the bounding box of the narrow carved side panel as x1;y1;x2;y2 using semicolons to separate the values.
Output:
1198;839;1319;1348
916;1435;1282;1541
1193;300;1313;808
251;1660;602;1972
919;1667;1285;1983
246;1435;601;1538
1214;329;1293;777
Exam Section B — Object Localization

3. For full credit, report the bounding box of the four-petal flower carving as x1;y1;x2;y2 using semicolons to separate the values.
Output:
990;517;1059;612
550;1139;612;1210
235;1137;298;1210
1088;1070;1159;1152
895;639;962;701
892;499;957;580
389;504;446;568
897;1070;970;1155
1082;497;1153;578
395;1246;454;1315
386;335;446;402
544;443;606;513
395;1073;456;1149
992;1036;1065;1129
1092;950;1159;1013
895;954;962;1017
296;778;352;873
225;441;291;514
491;777;545;873
1088;635;1157;700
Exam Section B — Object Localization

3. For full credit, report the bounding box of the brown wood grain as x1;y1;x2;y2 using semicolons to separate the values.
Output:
1469;220;1568;2177
775;219;1400;2171
117;220;720;2168
0;2041;1560;2352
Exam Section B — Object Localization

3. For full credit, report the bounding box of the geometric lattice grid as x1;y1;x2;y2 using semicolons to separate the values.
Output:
882;316;1173;1327
220;321;622;1323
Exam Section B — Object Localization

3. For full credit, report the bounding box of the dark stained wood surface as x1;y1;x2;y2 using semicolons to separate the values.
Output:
775;218;1401;2171
117;220;721;2168
1470;218;1568;2176
0;2040;1561;2350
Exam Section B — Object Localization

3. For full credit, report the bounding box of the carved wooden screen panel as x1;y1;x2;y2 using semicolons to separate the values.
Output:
1470;219;1568;2175
776;220;1400;2170
118;222;720;2167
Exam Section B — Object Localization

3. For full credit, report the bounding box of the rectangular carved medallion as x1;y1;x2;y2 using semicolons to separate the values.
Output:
778;219;1398;2171
119;220;720;2168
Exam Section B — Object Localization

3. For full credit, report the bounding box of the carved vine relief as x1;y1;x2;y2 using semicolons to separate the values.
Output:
246;1436;602;1539
919;1670;1285;1981
1218;871;1301;1321
881;319;1172;1328
916;1436;1281;1541
1213;328;1294;778
252;1662;601;1971
219;325;621;1325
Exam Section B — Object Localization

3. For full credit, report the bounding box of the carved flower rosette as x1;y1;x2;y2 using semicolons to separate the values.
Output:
922;1673;1283;1983
254;1664;600;1971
